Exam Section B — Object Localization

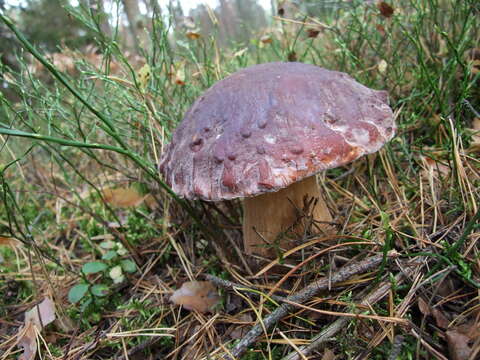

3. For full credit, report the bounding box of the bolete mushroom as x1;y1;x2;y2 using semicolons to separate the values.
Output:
159;62;395;257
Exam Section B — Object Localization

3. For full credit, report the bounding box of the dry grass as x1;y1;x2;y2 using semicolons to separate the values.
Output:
1;0;480;359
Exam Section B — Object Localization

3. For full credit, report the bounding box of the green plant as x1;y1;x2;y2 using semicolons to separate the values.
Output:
68;243;137;305
0;0;479;358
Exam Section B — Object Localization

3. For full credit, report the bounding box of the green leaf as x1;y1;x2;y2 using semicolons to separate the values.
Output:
82;261;107;274
68;283;90;303
100;240;116;249
102;250;117;261
79;297;92;312
121;259;137;273
91;284;108;297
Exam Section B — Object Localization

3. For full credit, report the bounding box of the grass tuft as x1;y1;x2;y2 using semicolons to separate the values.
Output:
1;1;479;359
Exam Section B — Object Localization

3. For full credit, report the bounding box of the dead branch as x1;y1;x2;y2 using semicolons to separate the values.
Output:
222;251;399;360
204;274;286;302
281;255;425;360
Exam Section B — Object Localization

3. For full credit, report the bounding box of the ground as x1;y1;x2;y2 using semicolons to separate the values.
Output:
0;1;479;359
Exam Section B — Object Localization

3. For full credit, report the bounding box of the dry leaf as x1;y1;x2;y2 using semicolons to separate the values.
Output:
431;308;449;329
306;28;321;38
446;330;472;360
436;278;455;298
102;187;146;208
18;298;56;360
49;52;77;74
473;117;480;131
260;35;273;44
420;155;450;179
170;281;220;313
456;321;480;339
174;65;186;86
0;236;19;247
322;348;336;360
18;322;37;360
418;297;431;316
186;30;201;40
378;59;388;74
377;2;394;18
25;297;56;327
376;24;386;36
144;194;159;210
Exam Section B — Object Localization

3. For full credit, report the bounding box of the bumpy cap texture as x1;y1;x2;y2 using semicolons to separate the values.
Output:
159;62;395;201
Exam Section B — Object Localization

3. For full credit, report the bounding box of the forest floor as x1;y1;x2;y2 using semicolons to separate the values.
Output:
1;1;480;359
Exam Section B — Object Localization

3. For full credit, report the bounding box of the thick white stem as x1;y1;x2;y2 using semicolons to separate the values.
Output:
243;176;332;256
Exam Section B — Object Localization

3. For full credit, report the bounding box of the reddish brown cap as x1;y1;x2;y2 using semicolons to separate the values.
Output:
159;62;395;201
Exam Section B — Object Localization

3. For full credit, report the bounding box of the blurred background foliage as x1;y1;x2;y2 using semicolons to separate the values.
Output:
0;1;480;358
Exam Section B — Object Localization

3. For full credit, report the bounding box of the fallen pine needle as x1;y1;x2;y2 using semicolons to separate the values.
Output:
222;251;399;359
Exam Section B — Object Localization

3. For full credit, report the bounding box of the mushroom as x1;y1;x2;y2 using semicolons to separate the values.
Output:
159;62;395;257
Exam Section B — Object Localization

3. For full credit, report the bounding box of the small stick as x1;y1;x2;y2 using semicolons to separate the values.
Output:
223;251;399;360
204;274;286;302
410;328;448;360
282;255;426;360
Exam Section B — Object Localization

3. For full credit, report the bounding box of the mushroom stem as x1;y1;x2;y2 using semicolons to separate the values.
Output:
243;176;332;257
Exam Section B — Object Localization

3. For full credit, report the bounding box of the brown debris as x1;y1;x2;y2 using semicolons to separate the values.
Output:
170;281;220;313
377;2;394;18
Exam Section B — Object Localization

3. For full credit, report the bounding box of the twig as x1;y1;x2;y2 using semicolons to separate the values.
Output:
410;328;448;360
204;274;286;302
222;251;399;360
281;255;425;360
331;167;356;182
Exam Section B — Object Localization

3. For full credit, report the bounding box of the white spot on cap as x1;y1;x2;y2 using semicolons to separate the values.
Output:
297;158;308;171
265;135;276;144
351;128;370;146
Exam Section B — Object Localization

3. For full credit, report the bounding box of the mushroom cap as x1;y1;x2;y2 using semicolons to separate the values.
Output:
159;62;395;201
